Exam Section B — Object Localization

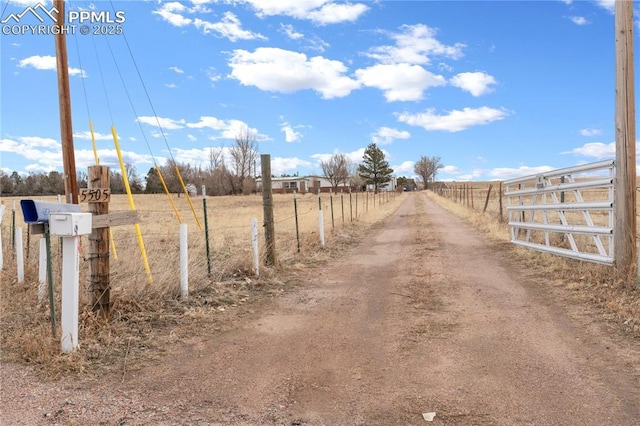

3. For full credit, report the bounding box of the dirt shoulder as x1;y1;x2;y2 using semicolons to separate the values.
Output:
1;193;639;425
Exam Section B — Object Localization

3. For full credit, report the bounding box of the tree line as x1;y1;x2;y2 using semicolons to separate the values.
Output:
1;136;443;197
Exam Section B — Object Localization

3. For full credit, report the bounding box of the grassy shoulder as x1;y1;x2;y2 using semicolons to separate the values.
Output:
0;192;407;378
423;190;640;340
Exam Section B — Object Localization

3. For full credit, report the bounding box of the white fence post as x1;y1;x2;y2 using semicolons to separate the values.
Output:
38;237;47;302
16;227;24;283
252;217;259;277
180;223;188;300
318;194;325;248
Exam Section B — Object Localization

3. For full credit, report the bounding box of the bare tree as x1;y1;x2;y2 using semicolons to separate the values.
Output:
414;156;443;189
208;147;224;172
229;129;259;194
320;153;352;190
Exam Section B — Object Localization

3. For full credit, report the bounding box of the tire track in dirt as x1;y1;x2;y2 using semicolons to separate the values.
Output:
2;193;639;425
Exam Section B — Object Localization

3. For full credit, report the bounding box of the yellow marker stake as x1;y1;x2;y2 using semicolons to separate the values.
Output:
175;165;202;230
109;229;118;260
111;125;153;283
89;120;99;165
155;162;182;223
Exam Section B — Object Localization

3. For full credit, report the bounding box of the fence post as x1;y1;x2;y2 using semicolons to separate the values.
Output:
88;165;111;317
261;154;277;265
180;223;188;300
330;189;335;229
38;237;46;302
354;190;357;220
293;191;300;253
202;185;211;276
483;184;493;213
44;227;56;337
251;217;259;277
499;181;504;222
341;190;345;225
318;193;325;248
26;224;30;260
16;226;24;283
11;200;16;250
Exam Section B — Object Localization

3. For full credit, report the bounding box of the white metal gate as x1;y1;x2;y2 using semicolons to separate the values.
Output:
504;160;615;265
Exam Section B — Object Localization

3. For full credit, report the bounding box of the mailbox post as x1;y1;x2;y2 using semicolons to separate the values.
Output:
49;212;92;353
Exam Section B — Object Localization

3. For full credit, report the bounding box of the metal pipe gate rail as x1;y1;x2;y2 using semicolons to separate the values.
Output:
504;160;615;265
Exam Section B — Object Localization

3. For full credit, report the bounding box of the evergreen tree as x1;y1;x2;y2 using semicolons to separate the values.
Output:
357;143;394;194
144;167;163;193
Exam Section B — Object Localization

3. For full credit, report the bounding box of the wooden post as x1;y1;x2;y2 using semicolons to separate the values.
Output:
615;0;637;278
261;154;277;266
499;182;504;223
483;184;493;213
54;0;78;204
88;166;110;317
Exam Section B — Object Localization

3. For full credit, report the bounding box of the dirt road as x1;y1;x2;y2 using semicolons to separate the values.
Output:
2;193;639;425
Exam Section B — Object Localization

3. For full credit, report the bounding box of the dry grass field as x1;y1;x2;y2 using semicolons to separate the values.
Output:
425;185;640;341
0;190;405;375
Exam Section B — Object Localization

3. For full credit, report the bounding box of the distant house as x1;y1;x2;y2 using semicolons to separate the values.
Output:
256;175;397;194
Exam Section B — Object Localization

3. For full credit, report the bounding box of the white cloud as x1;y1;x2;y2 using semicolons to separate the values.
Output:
207;67;221;85
0;137;151;172
306;36;330;52
371;126;410;145
271;157;313;176
73;131;114;141
393;160;414;174
171;147;229;168
228;47;360;99
488;165;555;180
14;136;60;149
356;63;446;102
186;116;264;140
440;165;462;175
152;2;193;27
580;128;602;137
595;0;614;12
450;72;497;97
307;2;369;25
243;0;369;25
169;66;184;74
569;16;589;25
397;106;509;132
280;23;303;40
311;147;376;166
18;55;84;76
137;116;186;130
281;123;303;143
366;24;465;65
564;142;615;159
76;149;153;169
194;12;266;41
165;83;178;89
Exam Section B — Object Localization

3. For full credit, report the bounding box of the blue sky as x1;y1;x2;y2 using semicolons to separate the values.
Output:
0;0;631;182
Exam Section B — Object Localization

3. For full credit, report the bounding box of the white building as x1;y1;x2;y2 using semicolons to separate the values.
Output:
255;175;396;193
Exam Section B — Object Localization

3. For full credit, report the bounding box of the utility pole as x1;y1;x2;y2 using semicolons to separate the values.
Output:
614;0;637;278
54;0;79;204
